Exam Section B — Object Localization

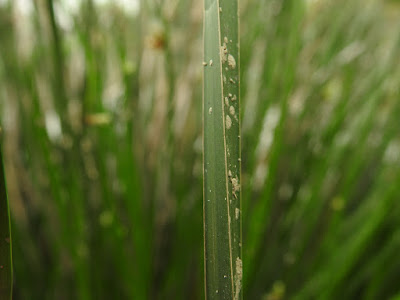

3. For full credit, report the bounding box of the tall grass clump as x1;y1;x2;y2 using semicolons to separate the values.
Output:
203;0;241;298
0;140;12;300
0;0;400;299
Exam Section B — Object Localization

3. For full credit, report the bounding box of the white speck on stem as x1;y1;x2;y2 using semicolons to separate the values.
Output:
209;60;213;66
226;115;232;129
209;107;213;114
232;177;240;193
203;62;207;66
234;257;243;300
228;54;236;69
235;208;240;220
229;106;235;116
224;37;228;43
221;44;228;63
225;97;229;106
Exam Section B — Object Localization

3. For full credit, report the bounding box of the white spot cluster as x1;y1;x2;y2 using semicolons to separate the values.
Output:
226;115;232;129
235;208;240;220
225;97;229;106
232;177;240;193
228;54;236;69
221;44;228;63
234;257;243;300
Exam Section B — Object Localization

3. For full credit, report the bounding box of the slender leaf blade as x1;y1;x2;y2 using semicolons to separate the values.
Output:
0;143;12;299
203;0;241;298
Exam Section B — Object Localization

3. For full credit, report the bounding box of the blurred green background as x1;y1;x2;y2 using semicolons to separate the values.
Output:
1;0;400;299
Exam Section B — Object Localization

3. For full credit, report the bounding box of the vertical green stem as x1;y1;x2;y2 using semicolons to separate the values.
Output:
203;0;241;299
0;140;12;300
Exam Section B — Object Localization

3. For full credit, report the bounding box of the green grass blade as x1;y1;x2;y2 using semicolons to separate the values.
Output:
203;0;241;298
0;141;12;299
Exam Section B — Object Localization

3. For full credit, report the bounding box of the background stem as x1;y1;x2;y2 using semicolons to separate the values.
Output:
0;138;13;300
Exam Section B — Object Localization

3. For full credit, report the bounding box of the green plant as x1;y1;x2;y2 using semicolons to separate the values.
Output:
1;0;400;299
203;0;241;298
0;141;12;300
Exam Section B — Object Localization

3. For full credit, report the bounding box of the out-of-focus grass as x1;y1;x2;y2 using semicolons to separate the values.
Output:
0;0;399;299
0;138;12;300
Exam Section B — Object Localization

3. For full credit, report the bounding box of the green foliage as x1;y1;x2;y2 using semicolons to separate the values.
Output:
0;141;12;300
203;0;241;298
0;0;399;299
